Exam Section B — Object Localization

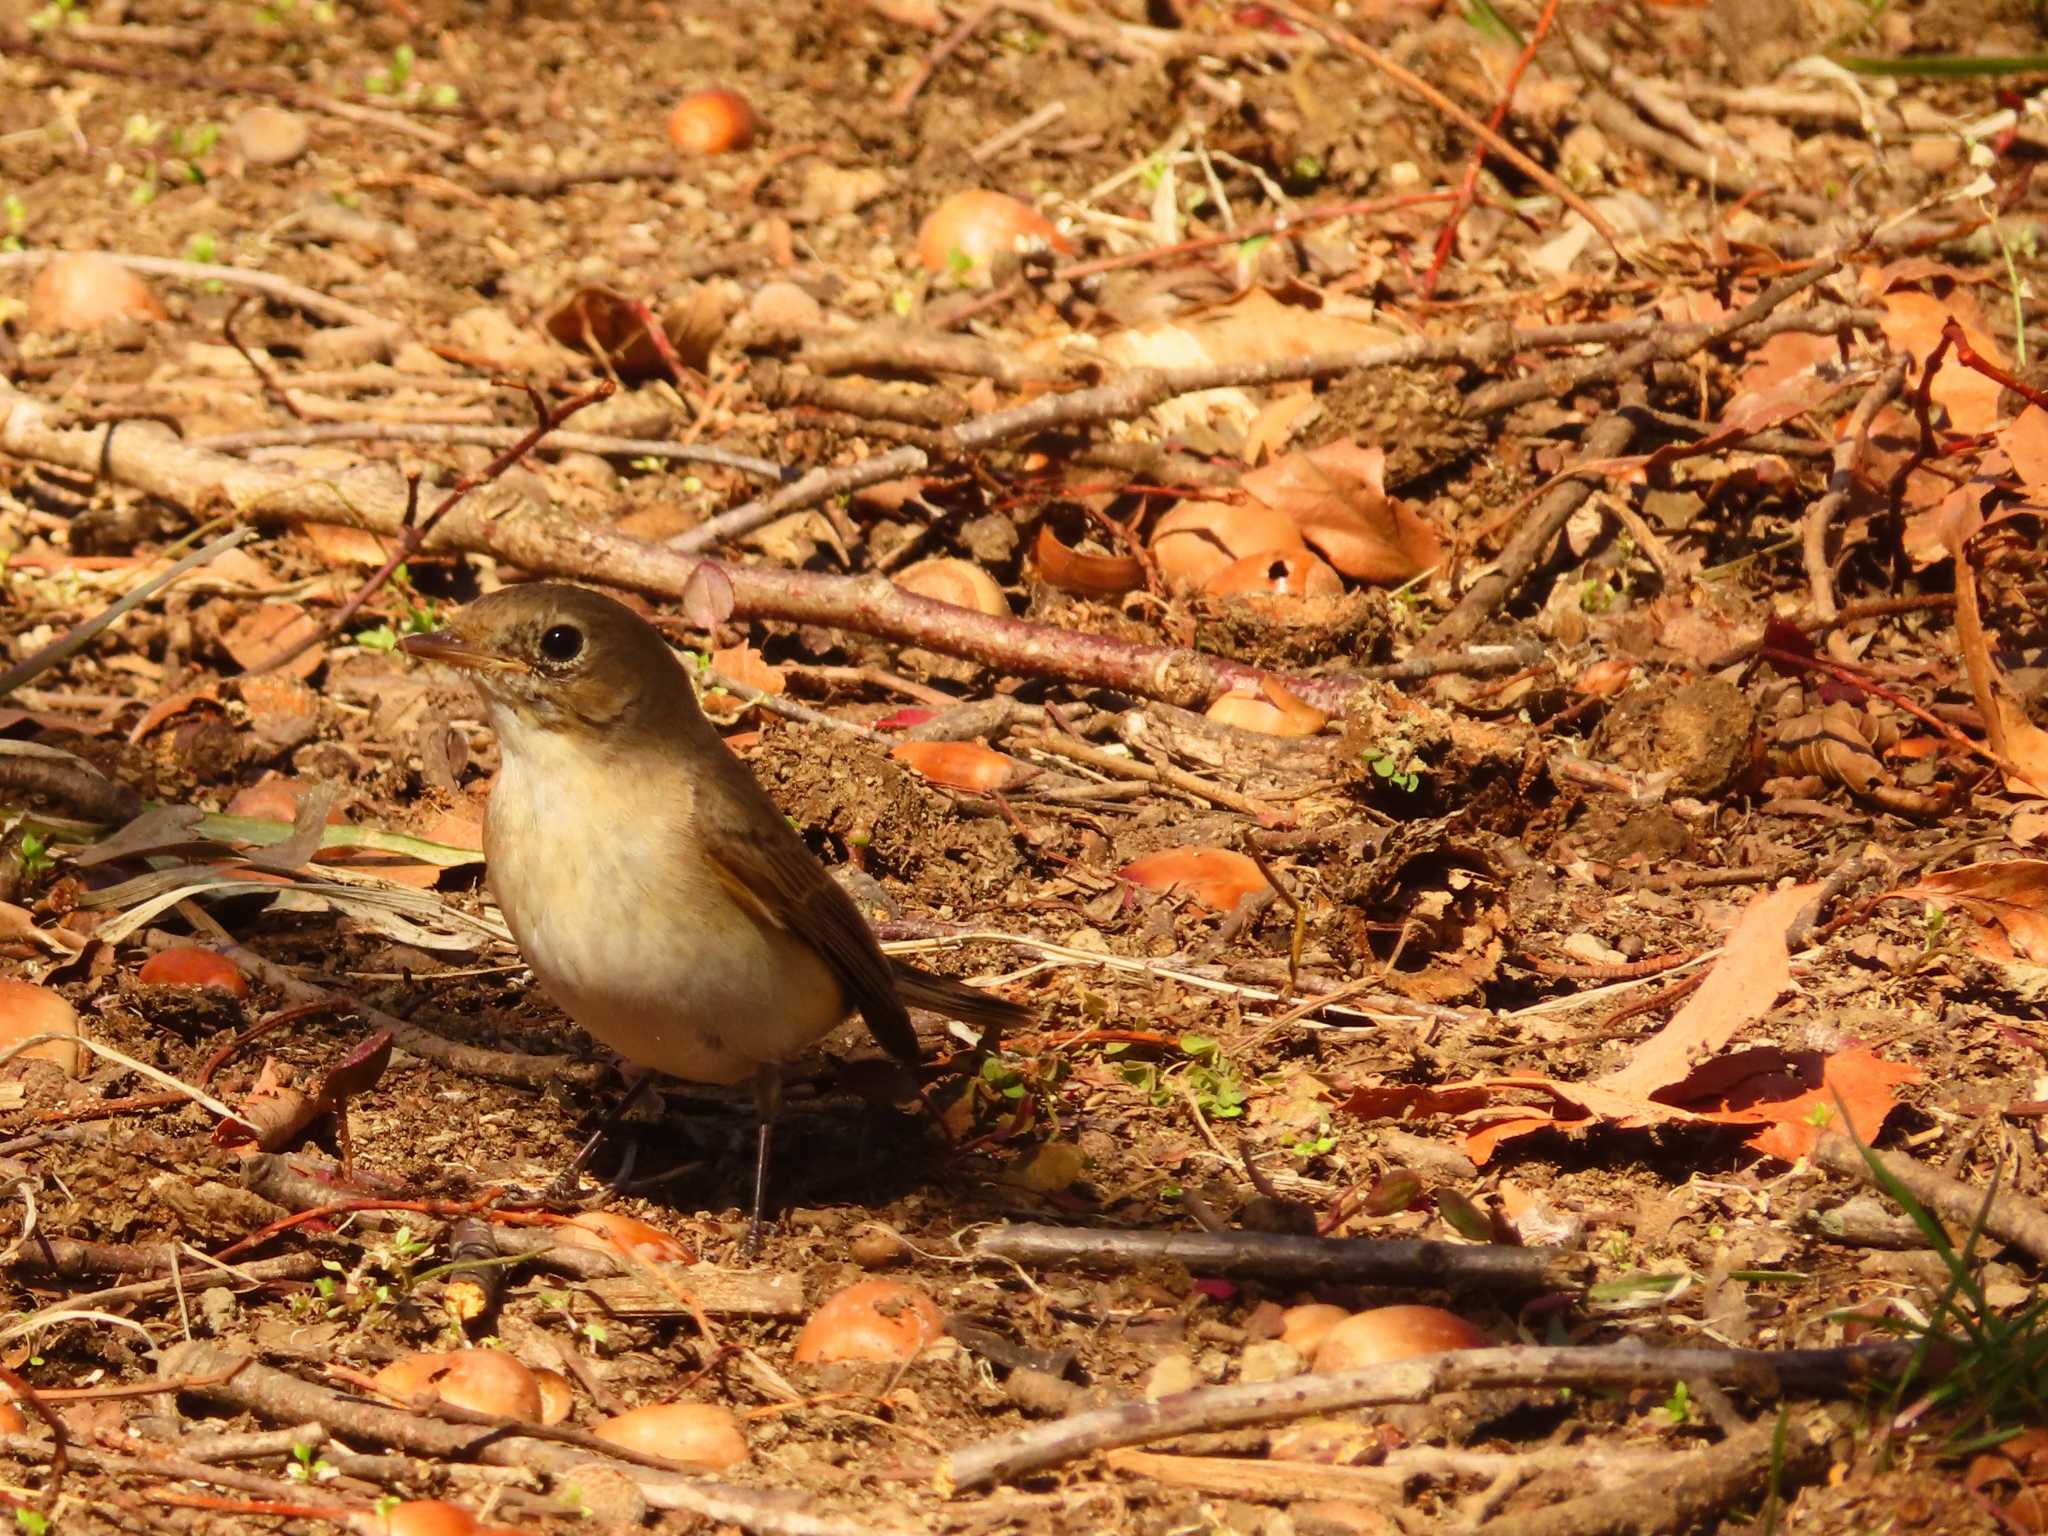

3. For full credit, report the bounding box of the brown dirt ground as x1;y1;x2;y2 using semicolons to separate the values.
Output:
6;0;2048;1533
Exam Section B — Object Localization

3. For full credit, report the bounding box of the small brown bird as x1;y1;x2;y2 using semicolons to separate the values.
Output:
403;584;1027;1240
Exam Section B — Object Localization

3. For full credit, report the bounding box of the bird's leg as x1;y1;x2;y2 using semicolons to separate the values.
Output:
547;1066;655;1202
744;1064;781;1258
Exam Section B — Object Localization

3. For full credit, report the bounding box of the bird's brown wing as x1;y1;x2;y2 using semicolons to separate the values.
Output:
693;768;920;1065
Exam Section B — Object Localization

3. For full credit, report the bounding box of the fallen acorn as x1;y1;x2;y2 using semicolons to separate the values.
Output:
372;1350;544;1423
1278;1303;1351;1359
0;978;83;1077
27;252;167;333
793;1277;945;1363
1312;1305;1487;1371
593;1401;749;1469
138;946;250;998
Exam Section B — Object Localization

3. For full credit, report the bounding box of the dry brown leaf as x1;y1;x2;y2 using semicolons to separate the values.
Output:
1239;441;1441;585
1033;523;1144;596
221;605;324;682
1866;278;2008;434
1999;404;2048;491
1151;500;1307;590
1595;883;1816;1100
710;644;786;696
1905;859;2048;962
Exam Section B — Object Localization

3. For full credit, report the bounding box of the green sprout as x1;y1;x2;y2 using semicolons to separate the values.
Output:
355;577;442;651
14;831;52;880
287;1441;336;1483
1286;1118;1336;1160
1659;1380;1693;1426
1361;747;1421;794
366;44;415;96
184;232;218;264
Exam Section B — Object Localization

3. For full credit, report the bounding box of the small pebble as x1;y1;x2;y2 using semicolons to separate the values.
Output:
1143;1351;1197;1400
1003;1367;1084;1417
1238;1340;1306;1384
232;106;310;167
849;1225;909;1269
748;280;822;333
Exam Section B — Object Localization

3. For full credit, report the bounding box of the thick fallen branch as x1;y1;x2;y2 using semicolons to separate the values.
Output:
1813;1132;2048;1268
969;1224;1584;1291
0;391;1398;714
935;1340;1913;1491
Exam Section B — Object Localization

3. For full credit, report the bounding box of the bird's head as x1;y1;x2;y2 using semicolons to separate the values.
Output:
401;583;698;740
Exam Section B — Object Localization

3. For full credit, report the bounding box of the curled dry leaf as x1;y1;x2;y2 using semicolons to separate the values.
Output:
27;252;168;333
1150;500;1306;590
213;1058;321;1152
894;556;1009;616
372;1349;544;1423
543;285;722;377
793;1278;945;1363
1205;548;1344;598
1574;657;1635;698
1239;441;1441;585
0;977;83;1077
593;1401;750;1469
138;946;249;997
1119;847;1270;912
557;1209;695;1263
709;644;786;695
1033;522;1144;596
916;190;1073;281
890;740;1032;793
1205;679;1329;737
1312;1305;1486;1371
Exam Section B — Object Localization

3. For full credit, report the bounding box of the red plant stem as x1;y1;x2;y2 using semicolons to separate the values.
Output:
1941;314;2048;411
1421;0;1562;300
0;1364;65;1504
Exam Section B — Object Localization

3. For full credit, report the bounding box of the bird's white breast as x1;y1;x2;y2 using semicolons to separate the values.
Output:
483;709;847;1085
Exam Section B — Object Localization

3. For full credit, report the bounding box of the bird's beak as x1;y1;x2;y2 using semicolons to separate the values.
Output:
399;631;528;673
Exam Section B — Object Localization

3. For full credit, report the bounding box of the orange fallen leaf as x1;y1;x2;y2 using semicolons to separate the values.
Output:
221;604;325;682
710;644;786;696
1904;859;2048;962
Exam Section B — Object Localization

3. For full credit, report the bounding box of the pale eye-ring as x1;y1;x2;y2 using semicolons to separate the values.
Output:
538;624;584;665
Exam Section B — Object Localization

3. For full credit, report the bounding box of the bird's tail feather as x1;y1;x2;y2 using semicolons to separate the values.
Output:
890;961;1032;1051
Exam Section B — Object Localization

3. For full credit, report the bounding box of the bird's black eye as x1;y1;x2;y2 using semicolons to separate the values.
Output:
538;624;584;665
